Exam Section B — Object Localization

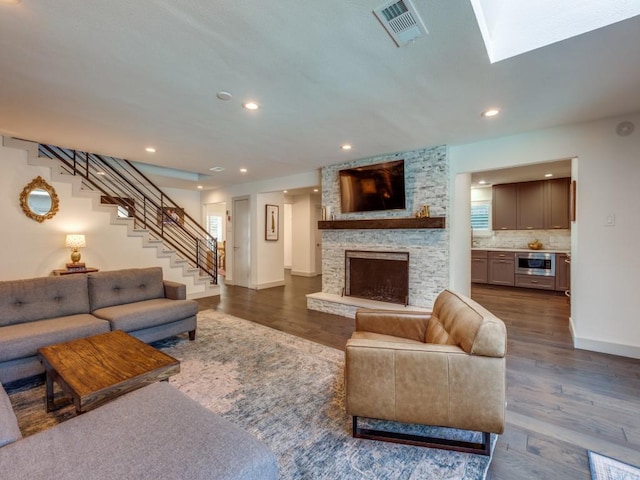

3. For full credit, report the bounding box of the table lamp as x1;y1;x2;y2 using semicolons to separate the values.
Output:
65;234;86;268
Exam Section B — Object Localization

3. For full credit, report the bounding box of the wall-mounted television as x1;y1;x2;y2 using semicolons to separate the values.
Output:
339;159;406;213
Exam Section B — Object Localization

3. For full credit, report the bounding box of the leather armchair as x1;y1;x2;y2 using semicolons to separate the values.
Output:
345;289;507;454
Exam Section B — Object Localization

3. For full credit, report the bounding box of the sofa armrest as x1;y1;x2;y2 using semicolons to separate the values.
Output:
163;280;186;300
354;309;432;343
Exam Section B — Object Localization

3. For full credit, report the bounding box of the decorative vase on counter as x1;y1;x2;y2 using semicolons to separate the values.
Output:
528;240;543;250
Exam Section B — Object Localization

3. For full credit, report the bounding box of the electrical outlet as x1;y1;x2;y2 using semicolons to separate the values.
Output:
605;214;615;227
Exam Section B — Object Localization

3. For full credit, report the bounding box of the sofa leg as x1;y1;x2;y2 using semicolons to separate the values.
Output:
352;416;492;456
188;330;196;341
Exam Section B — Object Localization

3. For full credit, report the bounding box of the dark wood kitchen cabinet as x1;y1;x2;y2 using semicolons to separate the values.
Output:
488;251;515;286
492;184;517;230
471;250;488;284
492;178;571;231
546;178;571;229
555;253;570;291
517;181;545;230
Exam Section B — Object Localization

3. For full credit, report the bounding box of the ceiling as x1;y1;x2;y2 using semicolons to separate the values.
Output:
1;1;639;191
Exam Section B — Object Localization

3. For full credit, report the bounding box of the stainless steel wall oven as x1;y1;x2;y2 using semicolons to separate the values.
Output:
515;252;555;276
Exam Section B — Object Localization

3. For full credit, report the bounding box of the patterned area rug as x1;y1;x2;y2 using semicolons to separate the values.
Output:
589;451;640;480
7;310;496;479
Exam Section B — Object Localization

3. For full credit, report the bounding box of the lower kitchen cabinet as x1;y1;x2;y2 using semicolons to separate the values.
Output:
555;253;570;291
471;250;488;284
488;251;515;286
515;274;555;290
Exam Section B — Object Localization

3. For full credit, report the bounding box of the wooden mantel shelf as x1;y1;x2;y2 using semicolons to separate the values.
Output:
317;217;445;230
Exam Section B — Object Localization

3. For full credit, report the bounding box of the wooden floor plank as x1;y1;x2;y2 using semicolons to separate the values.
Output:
196;274;640;479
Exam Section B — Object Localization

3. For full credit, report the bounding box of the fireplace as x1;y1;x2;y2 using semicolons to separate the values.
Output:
345;250;409;305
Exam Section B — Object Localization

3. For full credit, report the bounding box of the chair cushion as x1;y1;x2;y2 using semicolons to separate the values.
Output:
92;298;198;332
0;382;22;447
351;331;425;345
0;315;111;362
0;275;90;327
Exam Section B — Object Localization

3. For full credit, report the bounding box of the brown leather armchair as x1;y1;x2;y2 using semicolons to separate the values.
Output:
345;289;507;455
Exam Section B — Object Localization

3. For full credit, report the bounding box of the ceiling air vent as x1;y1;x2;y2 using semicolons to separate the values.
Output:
373;0;428;47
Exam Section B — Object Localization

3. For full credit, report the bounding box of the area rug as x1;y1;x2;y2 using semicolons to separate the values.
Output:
7;310;496;479
589;451;640;480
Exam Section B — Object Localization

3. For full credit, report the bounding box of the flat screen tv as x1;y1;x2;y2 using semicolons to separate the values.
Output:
339;159;406;213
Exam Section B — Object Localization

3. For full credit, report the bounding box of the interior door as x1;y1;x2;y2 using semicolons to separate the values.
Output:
233;197;250;288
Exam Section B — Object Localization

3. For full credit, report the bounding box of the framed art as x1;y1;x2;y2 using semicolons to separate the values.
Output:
158;207;185;227
265;204;279;241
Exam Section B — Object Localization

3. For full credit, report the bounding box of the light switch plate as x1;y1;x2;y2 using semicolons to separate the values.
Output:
605;214;615;226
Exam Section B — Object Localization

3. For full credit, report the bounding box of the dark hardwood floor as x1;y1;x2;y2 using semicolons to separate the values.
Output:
197;273;640;479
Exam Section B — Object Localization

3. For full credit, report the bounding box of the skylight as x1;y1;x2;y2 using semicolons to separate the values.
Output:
470;0;640;63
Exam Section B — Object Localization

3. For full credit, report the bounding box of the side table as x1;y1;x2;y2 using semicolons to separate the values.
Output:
52;267;99;276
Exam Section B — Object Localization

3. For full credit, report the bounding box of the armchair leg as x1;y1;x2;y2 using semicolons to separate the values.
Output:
352;416;492;456
188;330;196;341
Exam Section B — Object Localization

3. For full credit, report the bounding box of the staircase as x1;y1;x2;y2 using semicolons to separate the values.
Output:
4;137;219;297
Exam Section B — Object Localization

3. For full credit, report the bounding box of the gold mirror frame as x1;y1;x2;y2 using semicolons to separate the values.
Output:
19;176;60;223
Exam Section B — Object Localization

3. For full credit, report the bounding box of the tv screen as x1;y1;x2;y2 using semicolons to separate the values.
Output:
339;160;406;213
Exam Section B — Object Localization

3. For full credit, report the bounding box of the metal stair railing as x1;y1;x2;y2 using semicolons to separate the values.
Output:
38;143;217;283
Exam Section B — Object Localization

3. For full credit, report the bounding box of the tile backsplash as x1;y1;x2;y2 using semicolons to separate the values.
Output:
473;229;571;250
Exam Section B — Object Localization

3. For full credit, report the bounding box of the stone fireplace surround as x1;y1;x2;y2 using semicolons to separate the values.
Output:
306;145;449;318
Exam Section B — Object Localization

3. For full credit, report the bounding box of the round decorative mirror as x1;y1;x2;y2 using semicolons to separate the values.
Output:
19;176;60;223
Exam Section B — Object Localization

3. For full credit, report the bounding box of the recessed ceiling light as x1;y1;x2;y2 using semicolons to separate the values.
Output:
313;189;319;193
481;108;500;117
240;168;247;173
242;102;259;110
209;166;225;172
197;185;203;190
341;144;352;150
544;173;553;177
283;190;288;194
145;147;156;153
478;180;487;185
216;91;232;101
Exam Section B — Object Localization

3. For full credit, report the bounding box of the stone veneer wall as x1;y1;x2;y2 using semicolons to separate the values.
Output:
316;145;449;312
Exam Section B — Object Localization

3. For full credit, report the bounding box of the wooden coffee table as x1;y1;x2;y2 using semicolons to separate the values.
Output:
37;330;180;414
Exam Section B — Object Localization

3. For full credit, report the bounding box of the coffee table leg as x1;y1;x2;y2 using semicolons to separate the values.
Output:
45;371;55;412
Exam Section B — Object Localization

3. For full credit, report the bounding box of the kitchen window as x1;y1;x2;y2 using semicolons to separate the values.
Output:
471;201;491;236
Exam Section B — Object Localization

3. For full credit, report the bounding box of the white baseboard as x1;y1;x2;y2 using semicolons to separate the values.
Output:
290;270;318;277
574;336;640;360
255;280;285;290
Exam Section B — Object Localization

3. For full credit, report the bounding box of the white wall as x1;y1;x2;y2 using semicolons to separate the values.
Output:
449;112;640;358
255;192;285;289
283;203;293;269
290;194;316;276
0;139;207;296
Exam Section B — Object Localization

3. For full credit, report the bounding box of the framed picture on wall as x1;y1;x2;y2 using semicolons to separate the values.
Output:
158;207;185;227
265;204;279;241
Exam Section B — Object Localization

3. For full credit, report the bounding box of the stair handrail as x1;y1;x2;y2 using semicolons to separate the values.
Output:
38;143;217;282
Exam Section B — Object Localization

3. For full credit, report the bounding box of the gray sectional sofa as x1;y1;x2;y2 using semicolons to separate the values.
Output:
0;381;279;479
0;267;199;384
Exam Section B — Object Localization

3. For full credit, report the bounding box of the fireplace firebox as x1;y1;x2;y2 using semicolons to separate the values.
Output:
345;250;409;305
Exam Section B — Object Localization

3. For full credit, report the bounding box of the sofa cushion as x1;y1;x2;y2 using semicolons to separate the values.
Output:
92;298;198;333
0;382;22;447
88;267;165;311
0;382;279;480
0;275;90;327
0;315;111;363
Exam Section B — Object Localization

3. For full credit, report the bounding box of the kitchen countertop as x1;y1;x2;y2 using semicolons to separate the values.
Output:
472;247;570;254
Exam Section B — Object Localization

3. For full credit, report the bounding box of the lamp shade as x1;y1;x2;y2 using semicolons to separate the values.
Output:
65;234;86;249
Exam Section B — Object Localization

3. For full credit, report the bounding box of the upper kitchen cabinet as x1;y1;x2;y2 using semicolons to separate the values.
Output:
492;184;517;230
492;178;571;231
517;181;545;230
546;177;571;229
